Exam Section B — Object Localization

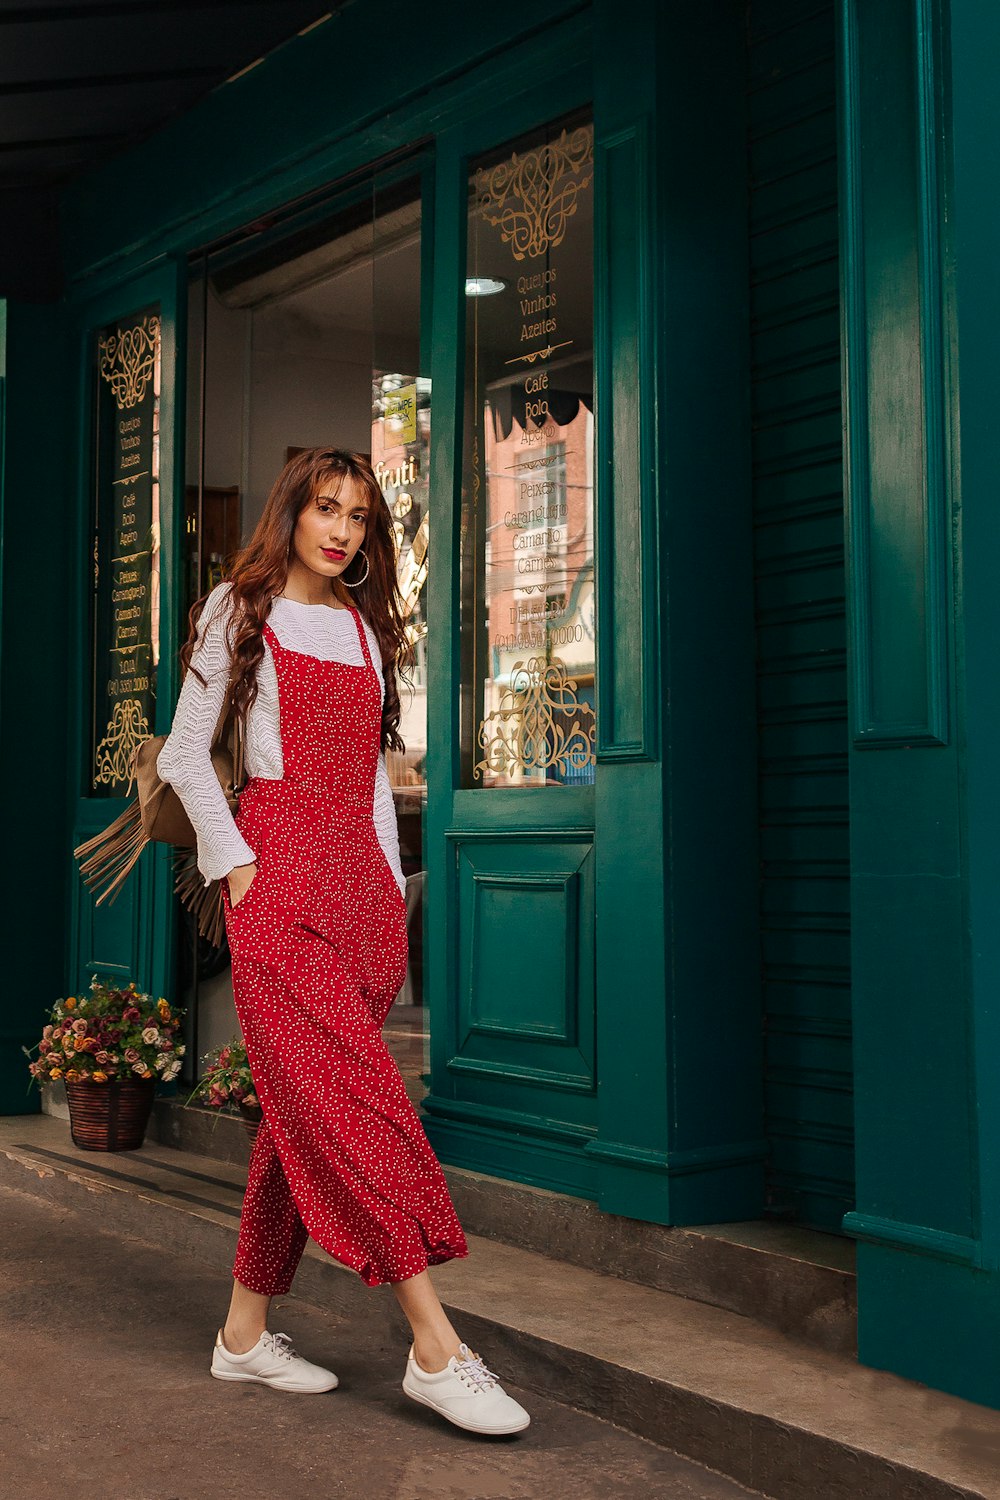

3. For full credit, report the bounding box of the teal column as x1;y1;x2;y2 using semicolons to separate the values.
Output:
588;0;764;1224
0;300;73;1112
840;0;1000;1408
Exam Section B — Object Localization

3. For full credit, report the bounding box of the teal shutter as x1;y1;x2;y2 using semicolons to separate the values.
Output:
749;0;853;1231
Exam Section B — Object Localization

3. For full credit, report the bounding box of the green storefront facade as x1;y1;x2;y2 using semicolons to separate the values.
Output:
3;0;1000;1411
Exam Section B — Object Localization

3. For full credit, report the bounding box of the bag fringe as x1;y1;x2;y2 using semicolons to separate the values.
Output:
73;719;241;947
73;799;149;907
72;803;227;948
172;850;227;949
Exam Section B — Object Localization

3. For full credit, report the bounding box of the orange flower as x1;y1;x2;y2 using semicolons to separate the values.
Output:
49;1067;63;1080
73;1036;88;1052
64;997;76;1010
65;1069;81;1082
141;1070;153;1079
92;1071;108;1083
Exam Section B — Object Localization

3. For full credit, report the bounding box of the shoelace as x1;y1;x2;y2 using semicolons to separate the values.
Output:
453;1343;500;1392
265;1331;299;1363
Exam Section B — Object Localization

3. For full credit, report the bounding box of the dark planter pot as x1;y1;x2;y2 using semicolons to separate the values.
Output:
239;1101;263;1145
65;1078;156;1152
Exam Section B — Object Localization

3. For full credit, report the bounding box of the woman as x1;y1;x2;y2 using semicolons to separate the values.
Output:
157;447;530;1436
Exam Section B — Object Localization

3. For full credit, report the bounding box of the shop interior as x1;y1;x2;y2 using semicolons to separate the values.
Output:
180;170;430;1096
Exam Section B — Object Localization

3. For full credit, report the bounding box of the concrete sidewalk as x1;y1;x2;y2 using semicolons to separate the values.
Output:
0;1181;762;1500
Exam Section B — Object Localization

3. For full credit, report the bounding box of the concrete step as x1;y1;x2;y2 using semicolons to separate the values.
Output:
144;1088;858;1358
4;1112;999;1500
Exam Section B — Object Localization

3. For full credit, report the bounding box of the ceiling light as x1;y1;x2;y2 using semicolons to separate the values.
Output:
465;276;507;297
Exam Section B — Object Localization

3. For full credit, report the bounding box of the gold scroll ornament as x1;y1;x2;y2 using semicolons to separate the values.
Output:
474;657;596;781
93;698;152;790
476;124;594;262
98;314;161;410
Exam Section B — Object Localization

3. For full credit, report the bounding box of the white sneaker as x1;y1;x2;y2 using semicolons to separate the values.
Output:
402;1341;530;1435
210;1327;339;1392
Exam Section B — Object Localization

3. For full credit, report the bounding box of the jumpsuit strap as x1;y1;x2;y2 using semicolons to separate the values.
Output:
347;606;378;678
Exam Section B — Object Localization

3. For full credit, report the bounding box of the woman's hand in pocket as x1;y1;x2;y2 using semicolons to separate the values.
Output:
227;861;258;910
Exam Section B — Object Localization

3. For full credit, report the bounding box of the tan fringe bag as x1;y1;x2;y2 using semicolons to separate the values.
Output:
74;684;246;948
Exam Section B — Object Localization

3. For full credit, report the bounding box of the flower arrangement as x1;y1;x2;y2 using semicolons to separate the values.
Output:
24;976;186;1089
186;1037;258;1114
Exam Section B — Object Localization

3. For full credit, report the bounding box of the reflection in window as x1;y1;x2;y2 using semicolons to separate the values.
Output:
371;369;431;789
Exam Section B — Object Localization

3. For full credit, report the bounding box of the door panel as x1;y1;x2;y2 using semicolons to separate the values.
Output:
452;832;595;1092
422;79;600;1199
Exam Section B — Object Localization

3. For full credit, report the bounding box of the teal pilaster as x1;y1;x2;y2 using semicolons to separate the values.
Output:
840;0;1000;1409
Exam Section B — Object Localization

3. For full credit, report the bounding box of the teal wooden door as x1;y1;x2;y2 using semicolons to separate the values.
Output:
69;259;186;1001
748;0;854;1232
420;75;601;1198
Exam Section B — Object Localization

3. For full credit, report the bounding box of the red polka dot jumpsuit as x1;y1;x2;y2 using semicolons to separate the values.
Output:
220;606;469;1292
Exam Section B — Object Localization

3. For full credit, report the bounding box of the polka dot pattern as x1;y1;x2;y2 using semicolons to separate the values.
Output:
223;607;469;1292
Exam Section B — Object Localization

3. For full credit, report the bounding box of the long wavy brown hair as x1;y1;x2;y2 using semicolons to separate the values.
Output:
180;448;414;753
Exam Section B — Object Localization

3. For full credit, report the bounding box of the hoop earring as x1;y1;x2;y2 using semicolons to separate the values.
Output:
341;546;370;588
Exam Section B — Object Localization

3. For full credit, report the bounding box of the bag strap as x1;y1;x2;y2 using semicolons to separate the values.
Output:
214;677;246;792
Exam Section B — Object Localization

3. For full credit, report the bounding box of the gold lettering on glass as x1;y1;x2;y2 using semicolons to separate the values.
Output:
476;125;594;262
473;656;596;781
98;315;161;410
93;697;152;788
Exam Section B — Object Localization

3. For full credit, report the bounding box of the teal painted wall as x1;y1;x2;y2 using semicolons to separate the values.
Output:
748;0;854;1232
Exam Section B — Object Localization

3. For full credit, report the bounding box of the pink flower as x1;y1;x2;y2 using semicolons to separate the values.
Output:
72;1019;88;1036
94;1050;111;1065
124;1047;140;1064
42;1025;53;1040
131;1061;147;1075
39;1040;51;1055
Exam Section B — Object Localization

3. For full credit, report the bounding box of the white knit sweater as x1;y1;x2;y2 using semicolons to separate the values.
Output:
156;582;406;894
